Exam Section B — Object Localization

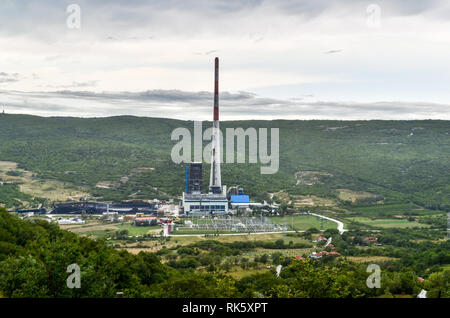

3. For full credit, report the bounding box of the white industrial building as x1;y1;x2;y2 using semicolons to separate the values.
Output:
158;203;180;216
182;192;228;215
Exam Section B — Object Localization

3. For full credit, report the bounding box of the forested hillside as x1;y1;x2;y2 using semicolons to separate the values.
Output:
0;114;448;211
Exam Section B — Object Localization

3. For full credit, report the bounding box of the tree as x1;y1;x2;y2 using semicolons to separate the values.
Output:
271;252;283;265
0;255;49;297
259;254;269;264
424;270;450;298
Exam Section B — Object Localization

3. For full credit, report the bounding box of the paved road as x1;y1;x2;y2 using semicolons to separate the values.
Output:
310;213;347;234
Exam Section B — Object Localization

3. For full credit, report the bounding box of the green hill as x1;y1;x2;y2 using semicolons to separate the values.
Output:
0;114;449;211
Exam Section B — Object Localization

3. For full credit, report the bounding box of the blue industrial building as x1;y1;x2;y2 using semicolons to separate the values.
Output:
230;195;250;204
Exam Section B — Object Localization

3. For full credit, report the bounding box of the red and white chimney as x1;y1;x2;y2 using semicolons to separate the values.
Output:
209;57;222;194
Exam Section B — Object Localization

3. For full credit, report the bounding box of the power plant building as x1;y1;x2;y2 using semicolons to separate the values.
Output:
182;58;228;215
182;192;228;215
187;162;203;194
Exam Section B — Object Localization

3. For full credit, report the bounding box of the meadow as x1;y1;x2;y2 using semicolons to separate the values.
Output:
270;214;338;231
346;217;430;229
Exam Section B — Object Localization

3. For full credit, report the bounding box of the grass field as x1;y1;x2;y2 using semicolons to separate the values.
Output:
270;214;338;231
346;256;400;263
242;247;314;259
63;221;161;237
20;179;89;202
116;223;161;235
226;267;269;279
337;189;380;203
347;217;430;229
349;203;441;217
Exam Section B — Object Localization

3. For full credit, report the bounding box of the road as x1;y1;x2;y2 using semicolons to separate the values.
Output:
310;212;347;234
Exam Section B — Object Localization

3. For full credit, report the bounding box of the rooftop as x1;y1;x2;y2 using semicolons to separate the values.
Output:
230;195;250;203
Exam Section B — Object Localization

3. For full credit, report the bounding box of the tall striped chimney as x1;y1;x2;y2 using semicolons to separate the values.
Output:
209;57;222;194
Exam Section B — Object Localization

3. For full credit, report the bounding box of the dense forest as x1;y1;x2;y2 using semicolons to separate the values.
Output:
1;208;448;298
0;114;449;210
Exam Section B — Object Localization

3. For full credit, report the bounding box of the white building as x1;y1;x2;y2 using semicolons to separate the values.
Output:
182;192;228;215
57;217;86;225
158;204;180;216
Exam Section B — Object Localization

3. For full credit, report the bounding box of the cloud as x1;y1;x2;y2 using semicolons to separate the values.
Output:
0;89;448;120
1;0;450;118
1;0;449;40
46;81;98;89
324;50;342;54
0;72;19;84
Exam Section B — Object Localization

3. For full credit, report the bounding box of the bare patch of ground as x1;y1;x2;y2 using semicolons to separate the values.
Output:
271;190;336;207
337;189;382;204
295;171;332;186
65;223;119;233
0;161;89;203
292;195;336;207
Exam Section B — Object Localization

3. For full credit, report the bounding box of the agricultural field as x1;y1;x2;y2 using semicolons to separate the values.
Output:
0;161;19;174
65;221;161;238
348;203;441;218
59;220;112;232
241;246;315;259
225;267;270;280
346;217;430;229
346;256;400;263
270;214;339;231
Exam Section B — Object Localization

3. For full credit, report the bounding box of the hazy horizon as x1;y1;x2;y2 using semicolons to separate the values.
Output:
3;111;449;122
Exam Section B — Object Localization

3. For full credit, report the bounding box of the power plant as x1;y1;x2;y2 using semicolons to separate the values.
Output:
182;58;229;215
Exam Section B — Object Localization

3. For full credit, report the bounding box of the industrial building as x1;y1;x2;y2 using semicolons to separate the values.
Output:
56;217;85;225
51;201;158;215
183;192;228;215
134;215;157;226
230;189;250;209
187;162;203;194
157;203;180;217
182;58;229;215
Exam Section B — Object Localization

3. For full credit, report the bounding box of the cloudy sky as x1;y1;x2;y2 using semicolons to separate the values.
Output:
0;0;450;120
